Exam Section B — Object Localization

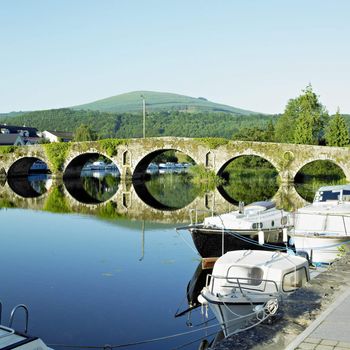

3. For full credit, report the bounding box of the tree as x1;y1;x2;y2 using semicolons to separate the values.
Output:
275;84;329;145
325;109;350;147
74;124;97;142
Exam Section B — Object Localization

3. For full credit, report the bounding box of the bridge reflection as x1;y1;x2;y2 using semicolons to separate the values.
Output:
0;173;311;223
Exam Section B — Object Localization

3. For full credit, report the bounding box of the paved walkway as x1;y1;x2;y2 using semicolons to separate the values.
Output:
285;289;350;350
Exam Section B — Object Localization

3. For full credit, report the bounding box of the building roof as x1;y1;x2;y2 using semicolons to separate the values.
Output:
44;130;73;139
0;134;22;145
0;124;38;137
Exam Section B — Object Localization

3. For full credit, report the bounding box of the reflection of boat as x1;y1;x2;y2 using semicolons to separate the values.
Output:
199;250;309;338
175;263;212;318
181;201;291;258
291;185;350;264
0;302;52;350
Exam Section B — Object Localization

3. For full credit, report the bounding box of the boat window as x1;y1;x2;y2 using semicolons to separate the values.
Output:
271;220;274;227
281;216;288;225
252;222;263;229
315;190;340;202
226;266;263;286
342;190;350;202
282;267;308;292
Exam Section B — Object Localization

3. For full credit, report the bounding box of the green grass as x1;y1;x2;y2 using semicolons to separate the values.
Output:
71;90;258;115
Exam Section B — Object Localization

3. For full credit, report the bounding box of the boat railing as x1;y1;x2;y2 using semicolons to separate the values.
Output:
9;304;29;334
189;208;216;225
206;273;280;296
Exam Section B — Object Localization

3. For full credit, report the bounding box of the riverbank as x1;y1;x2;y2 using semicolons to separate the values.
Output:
212;252;350;350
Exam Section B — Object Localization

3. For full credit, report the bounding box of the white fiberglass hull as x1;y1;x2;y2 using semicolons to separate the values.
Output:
292;234;350;264
208;302;261;337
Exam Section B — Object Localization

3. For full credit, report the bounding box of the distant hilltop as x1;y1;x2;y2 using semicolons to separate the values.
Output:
71;90;258;115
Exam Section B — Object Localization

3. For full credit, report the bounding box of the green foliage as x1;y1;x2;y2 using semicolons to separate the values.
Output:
43;187;71;213
275;85;329;145
0;146;15;154
43;142;71;172
188;164;224;189
296;160;345;181
98;138;127;157
74;124;98;141
196;138;229;148
325;109;350;147
96;202;122;220
232;121;275;142
0;108;274;140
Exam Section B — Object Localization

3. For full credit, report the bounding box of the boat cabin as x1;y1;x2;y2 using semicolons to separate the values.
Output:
314;185;350;203
208;250;309;296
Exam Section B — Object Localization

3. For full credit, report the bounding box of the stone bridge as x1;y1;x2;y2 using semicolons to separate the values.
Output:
0;137;350;182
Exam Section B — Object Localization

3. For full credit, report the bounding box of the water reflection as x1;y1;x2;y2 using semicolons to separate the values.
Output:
8;174;52;198
219;176;279;205
134;173;201;210
64;169;120;204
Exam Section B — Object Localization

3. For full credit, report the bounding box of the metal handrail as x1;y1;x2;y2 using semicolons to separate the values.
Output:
0;325;15;339
189;208;217;225
9;304;29;334
206;274;280;296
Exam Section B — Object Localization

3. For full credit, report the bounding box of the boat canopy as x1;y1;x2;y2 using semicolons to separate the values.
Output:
245;201;276;210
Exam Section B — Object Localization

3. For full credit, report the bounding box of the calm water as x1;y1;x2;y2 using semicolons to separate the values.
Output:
0;170;346;349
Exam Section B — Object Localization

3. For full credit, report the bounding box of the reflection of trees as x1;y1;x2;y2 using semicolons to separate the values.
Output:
220;158;278;205
81;174;120;202
221;175;279;204
43;187;71;213
145;174;202;209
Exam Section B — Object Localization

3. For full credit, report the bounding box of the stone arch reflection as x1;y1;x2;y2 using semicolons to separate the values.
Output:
294;160;346;203
7;157;52;198
63;153;120;205
217;155;279;205
132;149;198;211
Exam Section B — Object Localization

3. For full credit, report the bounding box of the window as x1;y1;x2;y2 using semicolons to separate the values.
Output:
227;266;264;286
252;222;263;229
282;267;308;292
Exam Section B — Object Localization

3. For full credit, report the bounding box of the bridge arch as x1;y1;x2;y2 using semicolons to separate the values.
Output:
63;151;120;178
132;148;199;177
291;156;350;182
7;156;51;178
63;151;121;205
216;151;280;177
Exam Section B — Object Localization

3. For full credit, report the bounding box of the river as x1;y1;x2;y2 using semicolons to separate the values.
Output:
0;169;346;349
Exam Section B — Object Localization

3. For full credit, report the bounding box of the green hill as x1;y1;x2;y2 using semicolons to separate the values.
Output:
72;90;257;115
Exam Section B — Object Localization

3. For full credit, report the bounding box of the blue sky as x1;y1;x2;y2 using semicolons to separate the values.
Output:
1;0;349;114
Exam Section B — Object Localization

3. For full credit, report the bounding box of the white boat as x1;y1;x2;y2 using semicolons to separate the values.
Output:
0;303;52;350
290;185;350;264
181;201;291;258
198;250;309;338
90;161;106;170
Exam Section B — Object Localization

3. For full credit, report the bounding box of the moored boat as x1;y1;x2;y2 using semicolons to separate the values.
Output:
198;250;309;338
179;201;291;258
290;185;350;264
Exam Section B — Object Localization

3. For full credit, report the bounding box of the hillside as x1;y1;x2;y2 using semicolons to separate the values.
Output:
0;109;274;139
71;90;257;115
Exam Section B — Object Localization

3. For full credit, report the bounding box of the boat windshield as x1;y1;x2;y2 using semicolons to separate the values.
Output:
314;189;350;202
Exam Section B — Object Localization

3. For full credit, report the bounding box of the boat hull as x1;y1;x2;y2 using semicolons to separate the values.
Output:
292;234;350;264
190;227;286;258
